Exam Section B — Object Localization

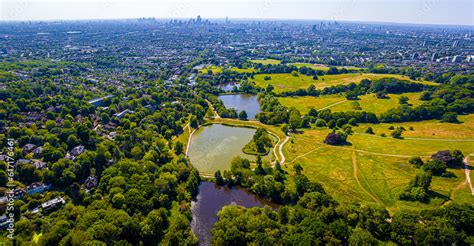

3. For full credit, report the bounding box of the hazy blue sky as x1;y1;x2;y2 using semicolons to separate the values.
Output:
0;0;472;25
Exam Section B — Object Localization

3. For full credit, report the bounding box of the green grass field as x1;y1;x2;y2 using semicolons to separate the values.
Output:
354;114;474;139
290;63;362;72
198;66;256;74
278;92;424;115
282;116;474;211
249;59;281;65
251;73;436;93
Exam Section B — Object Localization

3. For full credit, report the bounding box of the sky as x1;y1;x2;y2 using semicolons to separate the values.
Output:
0;0;472;26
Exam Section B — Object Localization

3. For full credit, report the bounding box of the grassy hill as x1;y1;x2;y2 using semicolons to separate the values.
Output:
251;72;437;93
278;92;424;115
281;116;474;212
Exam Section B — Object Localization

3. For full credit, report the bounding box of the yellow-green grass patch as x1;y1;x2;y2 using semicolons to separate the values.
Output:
355;115;474;139
290;63;362;71
278;92;424;115
249;59;281;65
282;127;474;210
251;73;436;93
198;66;255;74
198;65;222;74
278;95;345;114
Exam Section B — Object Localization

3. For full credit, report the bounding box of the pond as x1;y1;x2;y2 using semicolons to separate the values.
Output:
191;182;278;246
218;82;240;92
218;94;260;119
188;124;256;175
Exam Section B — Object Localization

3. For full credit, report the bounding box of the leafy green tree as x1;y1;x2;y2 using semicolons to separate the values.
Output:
399;95;409;104
215;170;225;185
238;110;248;120
293;163;303;175
174;142;184;155
289;110;302;131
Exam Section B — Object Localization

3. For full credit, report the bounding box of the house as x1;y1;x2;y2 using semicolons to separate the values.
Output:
71;145;85;156
33;147;43;158
0;215;10;229
22;144;36;155
88;95;113;107
83;176;98;189
113;109;134;118
41;197;65;212
26;182;50;195
10;188;26;199
16;159;31;165
31;159;46;169
108;132;117;140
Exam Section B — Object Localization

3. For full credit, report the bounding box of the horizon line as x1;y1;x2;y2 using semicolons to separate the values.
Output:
0;16;473;28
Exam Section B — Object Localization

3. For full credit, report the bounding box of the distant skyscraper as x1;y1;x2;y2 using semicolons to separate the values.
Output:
226;16;229;25
196;15;202;24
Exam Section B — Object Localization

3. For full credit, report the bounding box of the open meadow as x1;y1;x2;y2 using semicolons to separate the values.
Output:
278;92;424;115
249;59;281;65
198;65;256;74
290;62;362;72
251;72;436;93
282;116;474;212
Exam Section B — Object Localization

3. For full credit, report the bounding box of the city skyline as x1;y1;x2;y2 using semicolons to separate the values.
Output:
0;0;473;26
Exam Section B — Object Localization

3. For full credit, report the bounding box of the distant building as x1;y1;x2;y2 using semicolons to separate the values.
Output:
41;197;65;212
88;95;113;107
0;215;10;229
84;176;98;189
26;182;50;195
113;109;134;118
452;55;462;63
22;144;36;155
71;145;85;156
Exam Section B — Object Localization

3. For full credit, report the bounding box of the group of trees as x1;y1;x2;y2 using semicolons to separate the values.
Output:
214;156;323;204
242;128;273;155
400;150;464;202
0;60;212;245
211;156;474;245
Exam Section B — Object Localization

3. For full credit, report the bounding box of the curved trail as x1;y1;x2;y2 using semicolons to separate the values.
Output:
354;132;474;142
205;99;220;119
287;146;325;164
319;100;348;110
278;136;290;164
313;142;429;158
463;154;474;196
185;126;198;156
351;146;383;205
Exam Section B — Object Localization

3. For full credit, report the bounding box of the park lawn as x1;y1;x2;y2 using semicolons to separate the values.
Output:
198;66;255;74
290;62;362;72
229;67;256;73
282;127;474;210
173;124;191;153
329;92;424;114
249;59;281;65
198;65;222;74
251;73;436;93
278;92;424;115
278;95;346;114
354;115;474;139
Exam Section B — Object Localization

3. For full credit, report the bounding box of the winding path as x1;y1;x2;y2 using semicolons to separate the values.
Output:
319;99;347;110
278;135;290;164
354;132;474;142
185;125;198;156
205;99;220;119
351;146;383;205
463;155;474;196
